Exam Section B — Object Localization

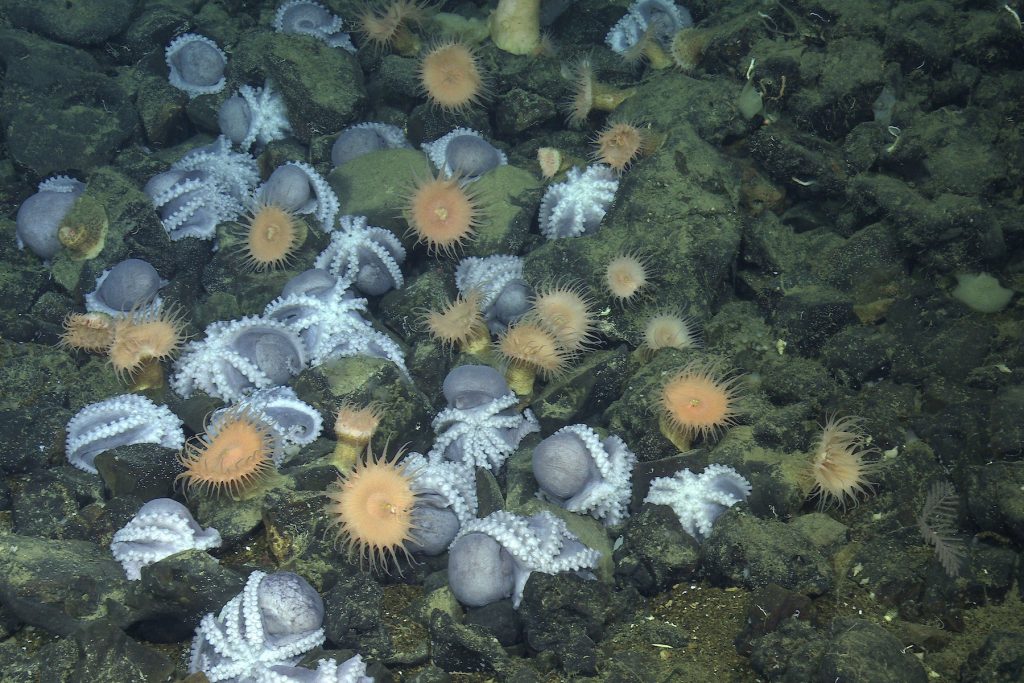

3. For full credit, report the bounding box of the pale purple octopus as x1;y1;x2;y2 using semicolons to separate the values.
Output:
165;33;227;98
314;215;405;296
257;161;339;229
606;0;692;56
189;570;326;682
447;510;601;608
171;315;308;403
264;270;407;375
145;136;259;241
263;655;373;683
65;394;184;474
331;122;411;166
401;451;478;555
85;258;165;315
422;127;507;181
538;165;619;239
454;255;533;334
644;463;752;541
533;424;637;527
15;175;85;260
219;82;292;151
427;365;539;471
111;498;222;580
273;0;356;52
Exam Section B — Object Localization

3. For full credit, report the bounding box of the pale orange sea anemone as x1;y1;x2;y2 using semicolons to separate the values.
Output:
108;306;187;379
593;121;646;173
424;290;490;353
642;312;699;355
605;251;653;302
804;415;880;510
562;57;635;128
498;319;570;395
59;312;115;352
418;40;487;112
237;202;304;272
357;0;431;55
333;402;384;471
530;282;597;353
659;358;742;450
324;446;419;573
176;408;277;498
405;172;481;256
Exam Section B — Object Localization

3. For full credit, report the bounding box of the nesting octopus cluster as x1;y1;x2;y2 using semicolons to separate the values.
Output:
8;0;892;679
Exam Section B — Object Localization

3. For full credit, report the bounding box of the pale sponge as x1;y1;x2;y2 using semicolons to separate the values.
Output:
951;272;1014;313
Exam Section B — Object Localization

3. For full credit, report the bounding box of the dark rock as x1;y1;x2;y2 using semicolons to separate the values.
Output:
0;405;69;475
0;533;134;635
701;511;833;596
749;617;827;682
614;505;699;596
35;620;173;682
0;30;137;175
494;87;558;135
960;630;1024;683
464;600;521;646
95;443;180;501
323;573;390;657
989;385;1024;456
965;462;1024;544
11;468;103;537
735;583;814;655
428;609;527;676
821;618;927;682
135;73;191;148
130;551;244;642
3;0;138;47
752;616;928;682
519;572;616;676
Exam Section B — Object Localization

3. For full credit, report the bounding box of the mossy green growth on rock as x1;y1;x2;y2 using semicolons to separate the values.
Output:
50;167;158;294
329;148;429;240
231;32;365;143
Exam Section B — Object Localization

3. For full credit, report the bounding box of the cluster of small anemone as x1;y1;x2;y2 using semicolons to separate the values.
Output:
60;306;187;387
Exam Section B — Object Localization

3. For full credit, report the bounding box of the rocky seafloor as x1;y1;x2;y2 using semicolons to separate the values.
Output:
0;0;1022;681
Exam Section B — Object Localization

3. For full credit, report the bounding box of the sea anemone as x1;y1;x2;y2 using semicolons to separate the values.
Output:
418;40;487;112
107;305;187;381
804;415;880;510
356;0;431;56
176;408;277;498
669;27;710;72
563;57;636;128
605;251;653;302
530;282;597;353
641;312;698;356
324;446;419;573
659;358;742;451
537;147;565;179
498;320;570;395
424;290;490;354
333;402;384;472
57;195;108;260
405;171;482;256
236;202;305;272
593;121;646;173
59;312;115;352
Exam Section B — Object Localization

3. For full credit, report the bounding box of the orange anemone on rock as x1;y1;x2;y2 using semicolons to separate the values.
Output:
659;358;742;451
176;408;278;499
324;445;419;573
